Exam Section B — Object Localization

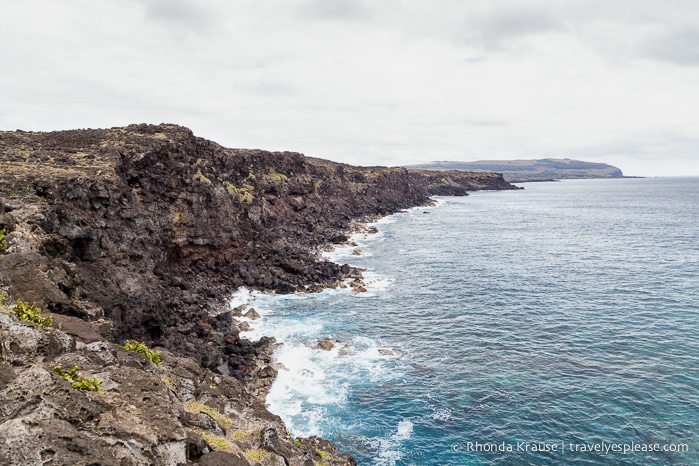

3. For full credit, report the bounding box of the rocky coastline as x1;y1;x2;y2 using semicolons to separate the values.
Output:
0;123;518;465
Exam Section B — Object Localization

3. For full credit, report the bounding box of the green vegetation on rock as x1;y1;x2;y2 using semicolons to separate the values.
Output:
193;167;212;185
232;430;249;440
224;181;254;203
202;433;228;450
315;448;331;466
13;301;52;328
186;400;232;430
123;339;162;364
0;228;7;254
245;449;270;462
53;365;102;392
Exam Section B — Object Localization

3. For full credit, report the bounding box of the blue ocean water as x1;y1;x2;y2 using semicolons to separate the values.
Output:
240;178;699;465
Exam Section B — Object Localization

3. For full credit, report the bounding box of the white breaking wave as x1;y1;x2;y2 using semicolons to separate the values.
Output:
239;291;400;438
369;419;415;466
394;419;414;441
229;286;253;309
227;214;405;445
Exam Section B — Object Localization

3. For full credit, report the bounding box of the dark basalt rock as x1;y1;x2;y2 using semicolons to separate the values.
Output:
316;337;336;351
199;451;251;466
0;123;518;465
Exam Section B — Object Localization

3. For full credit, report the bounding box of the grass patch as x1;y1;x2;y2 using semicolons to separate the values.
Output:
13;301;52;328
193;167;212;185
186;400;232;430
53;365;102;392
123;339;162;364
161;376;176;392
0;228;7;254
202;434;228;450
224;181;254;204
315;448;330;466
224;181;237;196
245;449;270;462
232;430;249;440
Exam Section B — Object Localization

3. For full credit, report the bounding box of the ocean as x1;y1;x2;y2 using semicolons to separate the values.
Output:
238;177;699;465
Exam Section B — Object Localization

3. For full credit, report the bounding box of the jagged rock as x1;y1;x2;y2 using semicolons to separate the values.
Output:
244;308;261;320
50;314;104;343
261;427;295;459
306;284;324;293
186;430;210;460
182;411;226;436
338;344;351;357
0;364;16;390
316;337;336;351
238;321;251;331
199;451;251;466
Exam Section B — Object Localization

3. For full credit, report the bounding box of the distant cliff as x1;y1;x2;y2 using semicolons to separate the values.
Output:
406;158;624;182
0;123;518;465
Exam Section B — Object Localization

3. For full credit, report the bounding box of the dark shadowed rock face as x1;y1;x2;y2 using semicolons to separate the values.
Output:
0;124;516;362
0;123;517;464
408;169;521;195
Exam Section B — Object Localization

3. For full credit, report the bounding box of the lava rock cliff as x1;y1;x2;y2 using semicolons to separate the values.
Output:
0;123;517;465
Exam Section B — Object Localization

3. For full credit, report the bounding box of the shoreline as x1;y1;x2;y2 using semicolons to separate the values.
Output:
0;124;518;465
237;201;441;447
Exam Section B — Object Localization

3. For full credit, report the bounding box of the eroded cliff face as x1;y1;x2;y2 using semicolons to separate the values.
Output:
0;124;515;355
0;123;518;464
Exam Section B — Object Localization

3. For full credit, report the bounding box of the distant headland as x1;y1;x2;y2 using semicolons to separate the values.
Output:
405;158;625;183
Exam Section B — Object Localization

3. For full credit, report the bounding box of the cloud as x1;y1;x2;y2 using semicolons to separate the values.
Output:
462;4;564;51
641;25;699;66
135;0;215;34
297;0;370;21
2;0;699;175
248;80;298;97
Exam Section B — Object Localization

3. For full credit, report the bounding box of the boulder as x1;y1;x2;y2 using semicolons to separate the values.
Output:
315;337;335;351
244;309;261;320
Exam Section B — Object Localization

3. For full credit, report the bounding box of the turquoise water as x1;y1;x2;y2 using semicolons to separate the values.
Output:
241;178;699;465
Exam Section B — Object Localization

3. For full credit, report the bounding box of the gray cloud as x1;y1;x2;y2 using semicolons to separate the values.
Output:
641;25;699;66
297;0;370;21
467;6;564;51
136;0;214;33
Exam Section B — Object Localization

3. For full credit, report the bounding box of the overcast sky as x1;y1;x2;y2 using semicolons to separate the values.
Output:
2;0;699;176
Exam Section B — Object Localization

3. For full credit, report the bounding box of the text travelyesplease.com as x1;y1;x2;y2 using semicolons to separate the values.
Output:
451;441;689;455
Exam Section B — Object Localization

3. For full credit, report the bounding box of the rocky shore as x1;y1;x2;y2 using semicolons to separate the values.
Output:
0;123;518;465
